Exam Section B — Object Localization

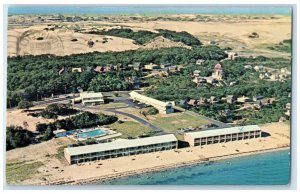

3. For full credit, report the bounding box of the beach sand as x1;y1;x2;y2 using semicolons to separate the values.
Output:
6;122;290;185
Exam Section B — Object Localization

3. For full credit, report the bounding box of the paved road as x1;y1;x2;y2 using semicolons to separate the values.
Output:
7;95;76;111
74;104;164;134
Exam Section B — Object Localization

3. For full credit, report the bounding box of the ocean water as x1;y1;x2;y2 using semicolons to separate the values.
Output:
7;6;292;16
102;150;290;185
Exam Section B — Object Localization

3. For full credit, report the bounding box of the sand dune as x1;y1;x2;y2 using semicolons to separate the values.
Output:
7;15;291;57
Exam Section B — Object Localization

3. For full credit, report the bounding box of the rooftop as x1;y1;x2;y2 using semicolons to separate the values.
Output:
80;91;103;98
185;125;260;139
65;134;177;156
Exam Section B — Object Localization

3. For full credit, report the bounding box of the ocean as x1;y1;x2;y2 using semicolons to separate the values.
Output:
7;6;292;16
102;149;290;185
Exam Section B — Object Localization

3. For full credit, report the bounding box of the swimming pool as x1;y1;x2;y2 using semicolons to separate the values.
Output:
77;129;107;139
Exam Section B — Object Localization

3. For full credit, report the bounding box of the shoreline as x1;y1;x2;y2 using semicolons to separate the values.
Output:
43;146;290;185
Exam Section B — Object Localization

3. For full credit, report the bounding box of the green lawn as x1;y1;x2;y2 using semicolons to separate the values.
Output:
6;161;43;184
110;121;154;138
98;102;128;109
151;113;209;133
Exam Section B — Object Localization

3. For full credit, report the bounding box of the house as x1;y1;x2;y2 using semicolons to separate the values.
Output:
72;68;83;73
196;59;205;65
105;64;115;72
166;66;179;73
259;74;265;79
237;96;251;103
179;100;189;108
226;95;236;104
279;117;287;122
193;77;206;85
193;70;201;77
286;103;291;110
270;74;280;81
187;99;198;107
133;62;141;71
198;97;207;105
209;96;217;104
144;63;160;70
114;63;123;72
126;76;141;89
254;65;264;72
253;95;264;101
94;66;105;73
221;109;234;122
205;77;217;84
227;52;238;60
211;63;223;80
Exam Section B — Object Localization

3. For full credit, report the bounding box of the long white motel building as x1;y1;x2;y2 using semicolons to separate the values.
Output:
64;134;177;165
184;125;262;147
129;91;174;114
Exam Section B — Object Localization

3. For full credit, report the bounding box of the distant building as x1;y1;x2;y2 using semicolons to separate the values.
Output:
196;59;205;65
184;125;261;147
270;74;280;81
144;63;160;70
286;103;291;110
187;99;198;107
221;109;234;122
205;77;217;84
237;96;251;103
64;134;178;164
94;66;105;73
133;62;141;71
72;68;83;73
193;70;201;77
211;63;223;80
279;117;287;122
193;77;206;85
226;95;236;104
227;52;238;60
129;91;174;114
126;76;141;89
76;91;104;106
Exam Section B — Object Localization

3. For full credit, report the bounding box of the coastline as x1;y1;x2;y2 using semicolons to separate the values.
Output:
44;146;290;185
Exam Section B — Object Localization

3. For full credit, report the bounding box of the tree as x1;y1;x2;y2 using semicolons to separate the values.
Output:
17;100;33;110
6;126;32;150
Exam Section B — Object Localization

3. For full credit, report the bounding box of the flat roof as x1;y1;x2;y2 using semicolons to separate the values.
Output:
80;92;103;98
185;125;260;139
129;91;173;107
65;134;177;156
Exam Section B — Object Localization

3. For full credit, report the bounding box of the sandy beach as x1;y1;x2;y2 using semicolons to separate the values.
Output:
6;122;290;185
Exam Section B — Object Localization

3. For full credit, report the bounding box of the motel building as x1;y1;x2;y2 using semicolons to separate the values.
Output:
129;91;174;114
64;134;177;165
73;91;104;106
184;125;262;147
